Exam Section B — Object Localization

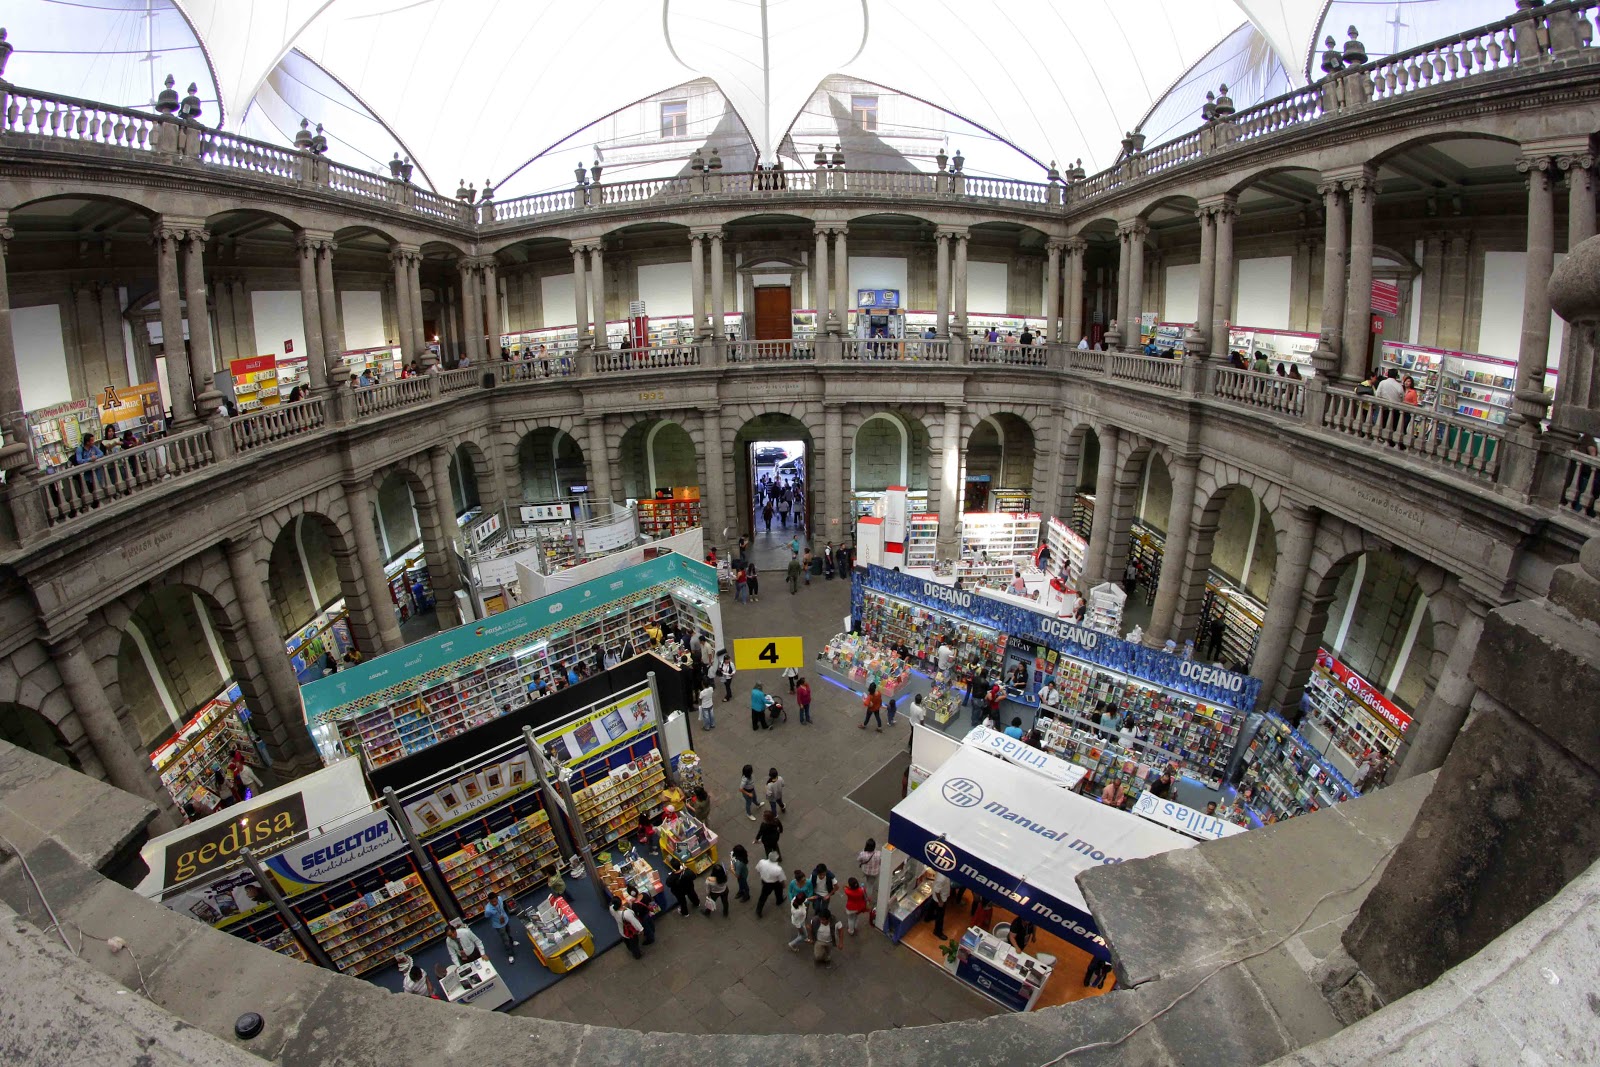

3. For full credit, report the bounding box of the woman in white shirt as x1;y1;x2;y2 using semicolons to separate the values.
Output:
402;965;432;997
610;895;645;958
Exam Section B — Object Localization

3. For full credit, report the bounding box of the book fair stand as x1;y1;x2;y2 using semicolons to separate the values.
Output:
139;652;702;1012
847;565;1261;804
881;741;1193;1011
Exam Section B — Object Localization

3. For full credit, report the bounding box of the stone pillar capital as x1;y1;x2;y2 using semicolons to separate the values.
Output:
935;225;967;241
1339;173;1379;199
1197;192;1238;212
152;224;187;246
689;225;723;241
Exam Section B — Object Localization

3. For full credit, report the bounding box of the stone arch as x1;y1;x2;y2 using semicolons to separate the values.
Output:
847;409;931;497
616;416;700;501
960;410;1036;512
0;701;79;769
516;423;588;501
266;510;363;645
449;440;493;515
370;464;431;565
730;408;819;538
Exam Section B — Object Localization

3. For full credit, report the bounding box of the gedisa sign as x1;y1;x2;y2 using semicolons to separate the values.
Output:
165;794;307;884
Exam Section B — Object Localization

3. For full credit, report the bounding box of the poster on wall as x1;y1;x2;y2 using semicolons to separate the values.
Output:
539;689;656;764
400;751;535;836
261;809;409;893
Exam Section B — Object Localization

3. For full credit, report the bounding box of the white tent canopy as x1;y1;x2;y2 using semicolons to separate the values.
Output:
5;0;1506;187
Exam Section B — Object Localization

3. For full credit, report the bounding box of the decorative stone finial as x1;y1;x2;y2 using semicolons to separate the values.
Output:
573;162;587;186
1213;84;1235;119
459;177;474;199
294;118;313;151
831;144;845;168
935;147;948;172
951;149;964;173
179;82;202;121
1201;90;1217;122
309;123;328;155
155;74;179;114
1321;35;1345;75
1066;158;1085;181
481;179;494;202
691;147;706;172
1047;160;1061;183
389;152;405;179
707;147;722;171
590;161;603;184
1343;25;1368;65
1548;233;1600;325
0;28;13;80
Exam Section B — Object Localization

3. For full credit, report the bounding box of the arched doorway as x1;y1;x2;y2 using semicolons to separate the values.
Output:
617;418;698;500
851;411;931;516
268;513;362;679
0;703;78;769
517;428;587;501
732;413;815;555
963;413;1035;512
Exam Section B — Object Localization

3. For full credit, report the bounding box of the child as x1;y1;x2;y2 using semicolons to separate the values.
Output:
843;876;871;935
788;892;810;951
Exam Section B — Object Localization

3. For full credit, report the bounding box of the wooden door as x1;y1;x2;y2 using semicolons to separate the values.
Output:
753;287;793;340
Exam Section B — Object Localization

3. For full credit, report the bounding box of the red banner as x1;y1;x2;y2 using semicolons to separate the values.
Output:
1371;280;1401;315
230;354;277;377
1316;651;1412;736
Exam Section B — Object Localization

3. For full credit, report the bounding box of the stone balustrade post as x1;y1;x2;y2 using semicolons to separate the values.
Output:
1064;237;1087;348
153;220;197;426
1312;179;1349;377
1044;239;1063;345
1339;167;1377;383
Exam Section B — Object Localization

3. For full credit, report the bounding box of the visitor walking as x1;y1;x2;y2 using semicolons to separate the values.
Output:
664;854;701;916
795;676;812;724
704;862;731;917
843;877;871;934
739;764;759;820
786;554;802;594
755;809;784;861
731;844;751;902
802;548;813;585
719;653;737;701
746;561;760;601
630;886;656;944
808;904;842;966
765;767;786;814
484;888;518;963
788;892;811;951
610;895;645;959
782;664;799;692
750;683;770;730
755;851;786;916
735;565;749;604
860;681;883;731
699;680;716;730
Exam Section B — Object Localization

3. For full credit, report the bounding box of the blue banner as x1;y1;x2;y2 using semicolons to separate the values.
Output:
853;565;1259;710
301;553;718;724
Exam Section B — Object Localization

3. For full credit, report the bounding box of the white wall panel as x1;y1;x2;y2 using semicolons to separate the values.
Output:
540;273;575;328
340;289;387;350
1479;250;1565;369
249;290;305;362
1234;256;1293;330
967;260;1008;314
13;304;72;409
637;261;693;316
1163;264;1199;323
848;256;909;305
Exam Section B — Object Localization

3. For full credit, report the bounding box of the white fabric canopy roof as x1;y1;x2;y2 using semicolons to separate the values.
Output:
13;0;1435;184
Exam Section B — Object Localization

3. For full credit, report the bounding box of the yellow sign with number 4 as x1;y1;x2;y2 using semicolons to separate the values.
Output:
732;637;804;671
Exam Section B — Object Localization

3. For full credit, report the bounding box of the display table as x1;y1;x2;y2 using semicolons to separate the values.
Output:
882;871;934;943
955;925;1055;1012
658;812;719;875
600;850;670;914
819;633;912;700
522;896;594;974
437;957;513;1010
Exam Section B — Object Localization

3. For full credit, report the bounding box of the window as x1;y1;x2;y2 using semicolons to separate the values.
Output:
660;100;688;138
851;95;878;132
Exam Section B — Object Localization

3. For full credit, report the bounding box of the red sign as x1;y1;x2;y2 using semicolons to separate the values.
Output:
1371;315;1384;334
1316;651;1412;737
230;355;277;377
1370;280;1401;315
284;339;294;354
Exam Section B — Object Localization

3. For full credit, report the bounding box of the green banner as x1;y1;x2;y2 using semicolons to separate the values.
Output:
300;553;716;724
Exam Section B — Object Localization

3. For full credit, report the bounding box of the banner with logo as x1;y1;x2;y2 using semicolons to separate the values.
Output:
262;810;408;893
962;726;1087;789
888;747;1193;960
1131;792;1247;841
854;565;1260;710
1313;651;1412;737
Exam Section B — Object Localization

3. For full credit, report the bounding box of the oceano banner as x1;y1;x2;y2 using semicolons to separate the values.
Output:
854;565;1260;709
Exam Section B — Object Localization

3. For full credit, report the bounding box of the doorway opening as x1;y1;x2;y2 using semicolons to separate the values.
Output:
749;438;808;545
753;286;793;340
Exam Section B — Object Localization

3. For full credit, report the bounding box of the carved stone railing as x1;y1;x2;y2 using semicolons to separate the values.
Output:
1320;390;1503;481
1108;352;1185;390
1210;365;1307;416
325;159;393;202
194;127;302;181
726;339;815;364
33;425;215;527
437;367;480;395
1;86;160;152
495;354;576;383
589;344;700;374
969;343;1048;368
1068;347;1109;374
351;375;433;418
1560;449;1600;521
230;397;327;452
843;338;952;363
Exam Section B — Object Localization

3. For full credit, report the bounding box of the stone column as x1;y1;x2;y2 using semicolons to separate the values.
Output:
1123;221;1149;351
699;407;726;537
1340;167;1377;383
570;243;590;347
295;234;328;389
1083;424;1119;583
52;628;178;829
935;229;952;337
1396;597;1490;779
1037;404;1066;521
1143;455;1200;645
424;447;465;630
407;253;426;359
953;230;969;337
936;403;962;561
482;259;501;355
1065;237;1087;346
824;403;844;540
390;249;413;364
1045;240;1063;344
0;219;33;477
181;228;221;412
587;248;605;349
343;481;404;652
709;231;725;340
585;414;614;502
214;273;239;365
1191;206;1217;357
833;227;850;336
154;222;197;425
315;238;343;361
224;536;319;770
1553;150;1597;429
1113;229;1130;337
1513;152;1558;427
1248;504;1319;704
690;233;707;339
460;259;485;364
1313;180;1349;376
1211;199;1238;355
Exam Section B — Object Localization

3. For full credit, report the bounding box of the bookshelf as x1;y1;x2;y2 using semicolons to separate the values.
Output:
1239;713;1358;823
432;804;559;916
300;860;446;976
1198;580;1265;670
1302;652;1409;764
905;514;939;570
1379;342;1445;408
1045;517;1087;584
1440;354;1516;425
152;691;263;809
571;749;667;854
637;495;702;538
229;356;280;412
858;589;1007;681
229;909;311;963
26;399;94;472
1071;494;1094;540
1127;522;1164;605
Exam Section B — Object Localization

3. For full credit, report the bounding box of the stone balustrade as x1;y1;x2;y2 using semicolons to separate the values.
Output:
1108;351;1185;389
842;338;953;363
1318;388;1503;482
968;342;1049;368
1209;364;1307;416
1560;449;1600;516
230;397;328;453
31;425;216;528
726;339;815;364
589;344;700;374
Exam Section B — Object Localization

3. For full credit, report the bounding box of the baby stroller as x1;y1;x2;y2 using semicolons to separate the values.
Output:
764;692;787;726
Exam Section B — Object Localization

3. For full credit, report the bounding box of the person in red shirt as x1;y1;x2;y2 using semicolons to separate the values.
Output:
843;876;872;934
986;682;1004;724
795;678;812;725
